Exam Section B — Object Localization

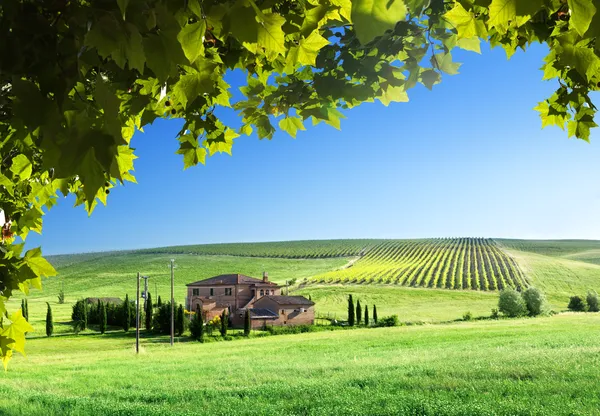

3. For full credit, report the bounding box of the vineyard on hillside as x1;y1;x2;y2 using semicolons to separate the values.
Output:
136;239;384;259
310;238;528;291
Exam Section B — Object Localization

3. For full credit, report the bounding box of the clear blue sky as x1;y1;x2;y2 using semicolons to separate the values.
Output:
27;43;600;255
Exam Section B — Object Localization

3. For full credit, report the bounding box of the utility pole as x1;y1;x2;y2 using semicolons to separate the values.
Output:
170;259;175;346
136;272;140;354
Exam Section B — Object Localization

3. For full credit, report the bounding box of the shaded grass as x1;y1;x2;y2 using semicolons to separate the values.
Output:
2;314;600;415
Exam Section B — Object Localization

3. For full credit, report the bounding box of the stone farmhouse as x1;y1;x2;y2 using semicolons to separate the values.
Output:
186;272;315;328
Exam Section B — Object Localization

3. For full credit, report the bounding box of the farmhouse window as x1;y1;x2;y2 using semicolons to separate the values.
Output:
260;290;264;296
192;289;199;296
225;288;232;296
210;288;214;296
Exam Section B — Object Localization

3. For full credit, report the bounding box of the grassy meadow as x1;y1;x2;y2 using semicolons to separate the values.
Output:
2;314;600;415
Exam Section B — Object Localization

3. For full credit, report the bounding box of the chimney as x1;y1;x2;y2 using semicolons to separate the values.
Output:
263;271;268;283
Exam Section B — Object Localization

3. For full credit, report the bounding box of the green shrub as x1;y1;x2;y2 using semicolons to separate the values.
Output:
71;299;88;331
522;287;547;316
374;315;399;327
498;288;527;317
462;311;473;321
491;308;499;319
568;296;587;312
153;302;175;335
586;291;599;312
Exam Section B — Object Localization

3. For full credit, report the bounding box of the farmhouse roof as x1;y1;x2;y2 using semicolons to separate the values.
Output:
249;308;279;319
186;274;278;287
263;296;315;306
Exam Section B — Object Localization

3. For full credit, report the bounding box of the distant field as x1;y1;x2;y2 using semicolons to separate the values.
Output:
133;239;383;258
2;314;600;415
497;239;600;263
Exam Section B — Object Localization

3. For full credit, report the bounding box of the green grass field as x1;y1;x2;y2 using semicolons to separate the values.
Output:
2;314;600;415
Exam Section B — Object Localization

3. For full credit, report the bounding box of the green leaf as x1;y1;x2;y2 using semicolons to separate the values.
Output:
487;0;543;33
379;85;409;106
561;43;600;82
117;0;130;20
176;135;207;169
79;149;106;213
351;0;407;44
10;155;32;181
23;247;57;278
178;21;207;64
420;69;441;90
444;3;478;39
431;52;461;75
257;13;287;58
84;15;124;58
456;36;481;53
568;0;597;36
279;116;306;138
173;65;217;108
287;32;330;68
1;309;34;356
143;33;186;82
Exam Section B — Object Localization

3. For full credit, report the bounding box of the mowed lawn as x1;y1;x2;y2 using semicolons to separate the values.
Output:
2;314;600;416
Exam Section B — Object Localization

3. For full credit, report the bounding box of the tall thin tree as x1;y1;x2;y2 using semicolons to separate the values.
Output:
196;304;204;343
244;309;251;336
364;304;369;326
123;294;130;332
21;299;26;319
176;304;184;336
220;309;228;337
45;303;53;337
348;295;355;326
145;292;153;330
157;295;162;307
99;301;107;334
356;300;362;325
373;305;378;324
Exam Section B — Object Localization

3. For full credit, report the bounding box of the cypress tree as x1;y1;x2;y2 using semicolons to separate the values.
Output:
145;292;153;330
244;309;251;336
196;304;204;342
308;294;312;301
356;300;362;325
348;295;355;326
157;295;162;307
21;299;26;319
220;309;228;337
123;294;130;332
373;305;378;324
99;301;107;334
25;299;29;320
364;304;369;326
45;302;53;337
176;304;184;336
